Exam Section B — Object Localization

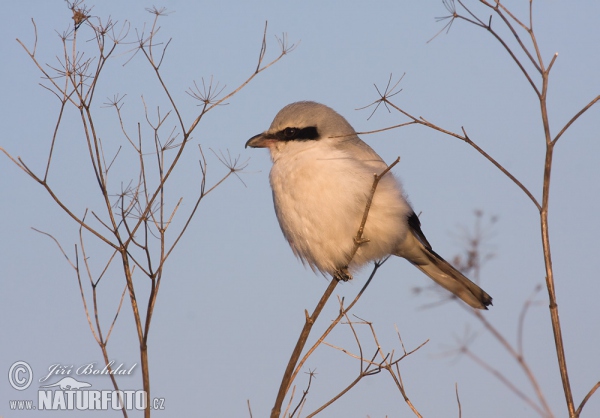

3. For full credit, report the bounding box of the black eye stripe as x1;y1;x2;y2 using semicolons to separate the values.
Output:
275;126;319;141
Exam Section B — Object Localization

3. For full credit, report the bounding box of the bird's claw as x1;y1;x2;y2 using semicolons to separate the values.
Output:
354;237;370;246
334;267;352;282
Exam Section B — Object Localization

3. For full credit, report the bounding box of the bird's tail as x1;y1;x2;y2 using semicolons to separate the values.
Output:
397;233;493;309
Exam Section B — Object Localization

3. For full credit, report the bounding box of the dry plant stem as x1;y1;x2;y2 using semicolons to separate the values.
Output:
288;262;383;395
517;285;543;356
462;346;548;417
455;383;462;418
80;223;129;417
472;308;552;416
577;382;600;417
282;385;297;418
540;148;575;417
469;310;551;416
384;97;561;417
306;320;373;416
270;278;339;418
373;1;600;414
386;362;422;418
289;371;314;418
271;160;399;418
348;157;400;262
382;99;541;211
7;8;292;418
374;323;425;417
453;220;551;415
305;357;375;418
461;2;599;414
307;313;381;417
539;48;575;418
247;399;253;418
318;315;427;417
33;225;130;418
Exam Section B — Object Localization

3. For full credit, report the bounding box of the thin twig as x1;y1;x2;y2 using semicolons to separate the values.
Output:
247;399;253;418
289;370;315;418
552;94;600;145
576;381;600;416
270;278;339;418
371;95;542;211
347;157;400;263
473;309;553;417
455;382;462;418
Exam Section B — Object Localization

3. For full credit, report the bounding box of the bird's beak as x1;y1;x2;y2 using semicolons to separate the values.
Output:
245;133;271;148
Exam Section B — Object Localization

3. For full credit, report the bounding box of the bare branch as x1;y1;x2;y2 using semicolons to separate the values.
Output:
367;89;542;211
552;94;600;145
289;370;315;418
455;383;462;418
471;309;553;417
576;381;600;417
305;354;380;418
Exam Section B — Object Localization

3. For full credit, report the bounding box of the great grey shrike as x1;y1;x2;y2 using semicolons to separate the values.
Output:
246;101;492;309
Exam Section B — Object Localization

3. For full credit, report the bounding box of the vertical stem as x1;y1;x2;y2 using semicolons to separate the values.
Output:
540;143;575;417
539;69;575;415
270;278;338;418
140;345;150;418
121;253;151;417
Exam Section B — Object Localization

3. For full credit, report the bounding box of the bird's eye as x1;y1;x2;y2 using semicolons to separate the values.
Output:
283;127;297;139
277;126;319;141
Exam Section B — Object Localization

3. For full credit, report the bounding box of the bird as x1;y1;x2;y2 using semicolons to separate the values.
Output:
245;101;492;309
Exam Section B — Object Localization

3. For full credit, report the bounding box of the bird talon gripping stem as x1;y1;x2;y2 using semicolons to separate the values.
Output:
335;267;352;282
354;237;370;246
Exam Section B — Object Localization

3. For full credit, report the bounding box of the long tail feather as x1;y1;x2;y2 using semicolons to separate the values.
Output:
399;213;493;309
412;243;493;309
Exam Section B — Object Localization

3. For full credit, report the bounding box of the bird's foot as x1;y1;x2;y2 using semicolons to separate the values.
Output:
334;267;352;282
353;237;370;246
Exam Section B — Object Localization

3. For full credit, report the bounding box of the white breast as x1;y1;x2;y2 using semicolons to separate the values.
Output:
269;140;412;275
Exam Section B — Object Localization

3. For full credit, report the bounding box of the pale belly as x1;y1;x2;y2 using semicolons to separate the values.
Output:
269;149;412;275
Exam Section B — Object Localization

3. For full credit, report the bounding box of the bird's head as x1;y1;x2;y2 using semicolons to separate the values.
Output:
245;101;357;157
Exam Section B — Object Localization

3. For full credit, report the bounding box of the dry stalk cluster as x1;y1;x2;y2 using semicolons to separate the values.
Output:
2;2;293;417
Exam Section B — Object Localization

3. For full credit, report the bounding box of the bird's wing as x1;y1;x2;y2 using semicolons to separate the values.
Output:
407;211;432;250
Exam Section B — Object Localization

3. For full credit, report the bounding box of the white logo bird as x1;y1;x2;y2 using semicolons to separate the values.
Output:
246;101;492;309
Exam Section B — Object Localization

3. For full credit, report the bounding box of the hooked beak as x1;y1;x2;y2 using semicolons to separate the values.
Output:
245;132;273;148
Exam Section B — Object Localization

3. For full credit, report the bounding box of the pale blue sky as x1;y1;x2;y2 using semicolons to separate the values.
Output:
1;1;599;417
